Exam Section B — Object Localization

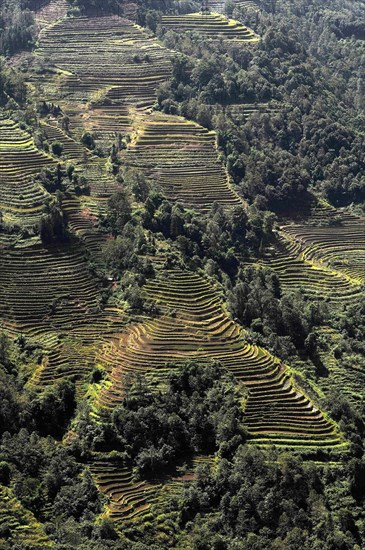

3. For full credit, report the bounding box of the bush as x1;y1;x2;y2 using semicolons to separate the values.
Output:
0;461;11;485
81;132;96;150
51;141;63;157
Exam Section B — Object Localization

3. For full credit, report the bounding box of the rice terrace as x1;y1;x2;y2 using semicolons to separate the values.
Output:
0;0;364;549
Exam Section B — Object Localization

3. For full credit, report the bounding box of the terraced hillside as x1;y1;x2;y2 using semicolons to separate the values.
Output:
40;121;86;160
2;4;346;456
36;15;172;113
61;195;108;256
0;171;128;392
0;13;172;402
89;456;204;524
282;222;365;285
0;115;55;228
123;113;243;211
1;1;363;545
90;460;162;521
44;129;120;220
28;307;127;391
0;486;51;548
40;121;121;246
0;232;129;391
0;243;100;332
82;103;132;142
98;270;341;450
260;232;364;304
160;13;259;42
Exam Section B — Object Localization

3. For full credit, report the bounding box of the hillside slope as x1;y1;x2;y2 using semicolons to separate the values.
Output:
0;0;364;548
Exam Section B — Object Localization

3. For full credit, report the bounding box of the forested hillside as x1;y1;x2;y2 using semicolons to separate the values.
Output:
0;0;364;548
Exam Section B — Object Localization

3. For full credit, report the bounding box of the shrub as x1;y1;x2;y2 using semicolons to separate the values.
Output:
51;141;64;157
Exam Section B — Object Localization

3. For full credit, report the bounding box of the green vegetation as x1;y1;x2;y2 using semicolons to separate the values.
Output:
0;0;364;548
172;446;365;549
89;361;246;476
0;1;36;55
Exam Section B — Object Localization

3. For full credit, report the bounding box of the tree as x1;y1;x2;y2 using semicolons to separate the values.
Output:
81;132;95;150
124;169;149;202
106;190;132;235
29;379;76;438
40;204;66;244
51;141;63;157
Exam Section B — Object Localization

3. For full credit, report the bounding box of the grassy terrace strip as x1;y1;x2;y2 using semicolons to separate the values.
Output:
0;115;55;226
0;243;101;331
36;15;173;109
0;486;51;548
259;233;364;304
90;457;202;523
98;270;342;449
90;460;161;521
160;13;260;42
123;113;243;211
282;222;365;286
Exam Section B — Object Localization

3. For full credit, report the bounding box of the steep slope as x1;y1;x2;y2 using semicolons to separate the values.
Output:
34;0;68;30
98;270;342;449
23;7;348;453
0;2;351;442
123;113;243;211
35;15;173;127
282;221;365;286
0;486;51;548
1;5;357;541
0;115;55;229
259;231;363;304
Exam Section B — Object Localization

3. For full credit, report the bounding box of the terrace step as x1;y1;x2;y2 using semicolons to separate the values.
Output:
40;121;86;160
160;13;260;42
